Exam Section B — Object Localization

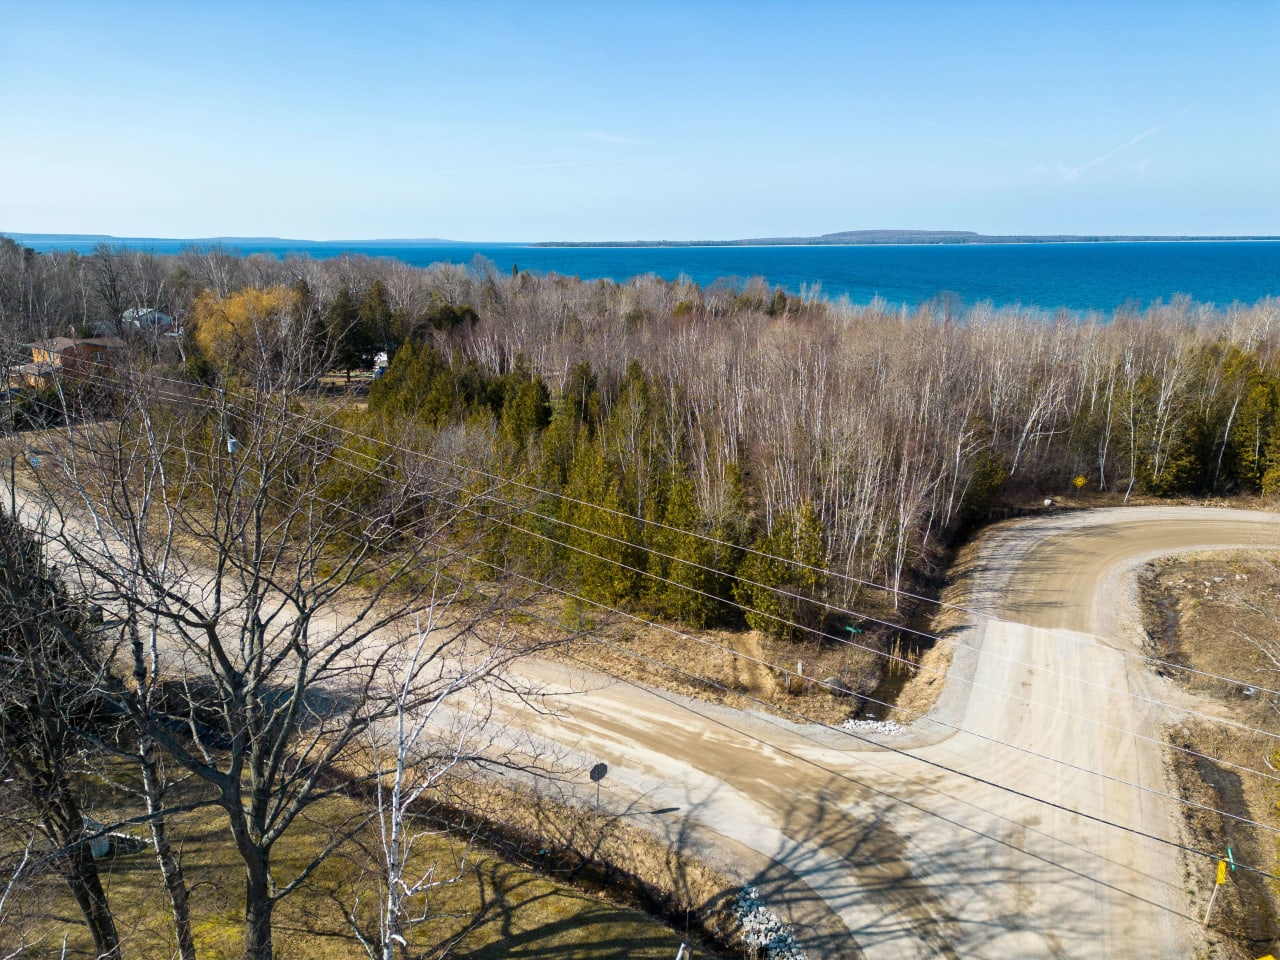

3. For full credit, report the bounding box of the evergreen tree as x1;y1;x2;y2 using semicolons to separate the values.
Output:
648;472;722;626
735;502;829;640
1258;414;1280;495
563;360;600;429
601;359;660;519
359;279;395;356
537;362;600;492
370;342;434;418
327;285;373;379
424;293;478;332
1230;378;1271;489
562;442;642;605
1120;373;1204;495
496;360;552;469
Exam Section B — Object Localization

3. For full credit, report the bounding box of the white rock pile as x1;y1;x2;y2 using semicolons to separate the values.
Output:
842;716;905;736
732;885;807;960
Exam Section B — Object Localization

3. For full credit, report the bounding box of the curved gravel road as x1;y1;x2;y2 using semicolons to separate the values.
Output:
515;506;1280;959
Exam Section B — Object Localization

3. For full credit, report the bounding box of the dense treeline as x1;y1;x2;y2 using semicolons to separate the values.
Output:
6;234;1280;637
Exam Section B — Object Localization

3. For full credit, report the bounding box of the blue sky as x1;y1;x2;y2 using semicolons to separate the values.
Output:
1;1;1276;240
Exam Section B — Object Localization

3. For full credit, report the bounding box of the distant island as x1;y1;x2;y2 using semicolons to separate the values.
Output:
535;229;1280;247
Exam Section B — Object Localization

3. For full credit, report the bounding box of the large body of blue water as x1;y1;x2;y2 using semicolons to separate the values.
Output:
11;235;1280;313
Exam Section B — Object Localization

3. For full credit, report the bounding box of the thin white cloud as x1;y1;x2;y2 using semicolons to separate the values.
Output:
1058;122;1167;182
505;155;666;172
582;131;633;144
453;154;675;176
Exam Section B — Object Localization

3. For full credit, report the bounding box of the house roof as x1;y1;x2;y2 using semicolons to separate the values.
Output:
26;336;126;355
28;337;78;353
123;307;172;321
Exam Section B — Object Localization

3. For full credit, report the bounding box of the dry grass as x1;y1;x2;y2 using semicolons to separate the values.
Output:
888;533;989;724
553;611;880;727
1139;551;1280;960
4;779;694;960
447;778;741;954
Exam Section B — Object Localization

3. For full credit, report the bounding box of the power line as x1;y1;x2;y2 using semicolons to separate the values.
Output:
21;357;1280;770
22;360;1280;803
18;385;1280;949
31;380;1280;850
441;577;1266;917
148;364;1280;744
134;355;1280;699
440;527;1280;884
19;359;1280;845
15;344;1280;704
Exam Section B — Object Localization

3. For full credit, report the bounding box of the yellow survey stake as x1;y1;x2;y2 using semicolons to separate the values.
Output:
1216;860;1227;885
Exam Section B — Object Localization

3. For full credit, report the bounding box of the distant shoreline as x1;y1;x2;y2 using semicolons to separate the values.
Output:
6;230;1279;249
6;231;1278;313
1;233;476;246
534;230;1280;248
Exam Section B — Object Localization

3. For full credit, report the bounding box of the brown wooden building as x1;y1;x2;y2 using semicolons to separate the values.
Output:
13;336;126;389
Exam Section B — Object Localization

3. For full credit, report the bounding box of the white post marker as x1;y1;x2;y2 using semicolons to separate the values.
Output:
1203;859;1228;926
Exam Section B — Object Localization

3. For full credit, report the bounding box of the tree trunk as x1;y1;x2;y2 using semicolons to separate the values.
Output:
243;849;275;960
140;738;197;960
32;770;121;960
60;841;121;960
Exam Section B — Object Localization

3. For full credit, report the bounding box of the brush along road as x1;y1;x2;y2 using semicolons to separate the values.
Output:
505;507;1280;959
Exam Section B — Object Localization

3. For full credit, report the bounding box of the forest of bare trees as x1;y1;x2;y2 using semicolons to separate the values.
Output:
8;236;1280;622
7;237;1280;624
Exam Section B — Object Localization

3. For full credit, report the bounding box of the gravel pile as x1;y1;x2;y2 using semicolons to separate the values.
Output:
842;716;905;736
732;885;807;960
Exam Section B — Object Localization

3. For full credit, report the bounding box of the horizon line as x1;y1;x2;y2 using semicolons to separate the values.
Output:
6;229;1280;248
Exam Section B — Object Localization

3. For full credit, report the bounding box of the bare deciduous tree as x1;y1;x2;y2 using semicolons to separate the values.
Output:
34;362;543;960
0;506;120;960
346;571;527;960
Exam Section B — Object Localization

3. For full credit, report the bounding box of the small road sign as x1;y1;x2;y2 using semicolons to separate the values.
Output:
590;762;607;813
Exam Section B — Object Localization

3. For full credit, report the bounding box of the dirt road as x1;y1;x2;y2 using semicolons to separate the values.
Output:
514;507;1280;958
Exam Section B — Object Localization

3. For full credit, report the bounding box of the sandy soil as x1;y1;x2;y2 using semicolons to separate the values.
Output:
1139;551;1280;958
501;506;1280;958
